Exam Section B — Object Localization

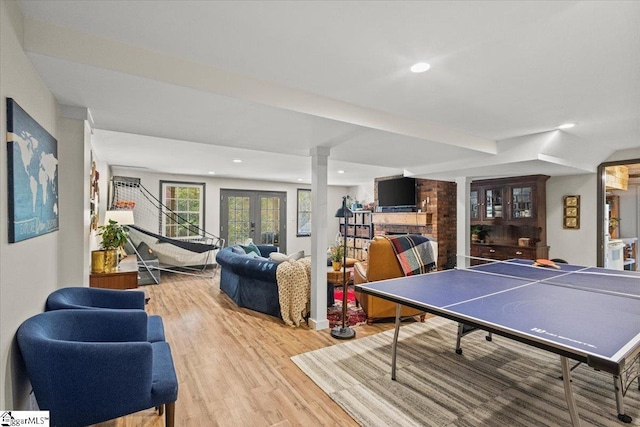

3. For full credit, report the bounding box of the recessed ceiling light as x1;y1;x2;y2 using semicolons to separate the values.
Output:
208;171;216;175
557;123;576;130
410;62;431;73
338;170;345;174
232;159;242;163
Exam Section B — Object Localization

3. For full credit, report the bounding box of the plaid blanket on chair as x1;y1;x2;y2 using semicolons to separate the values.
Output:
387;235;436;276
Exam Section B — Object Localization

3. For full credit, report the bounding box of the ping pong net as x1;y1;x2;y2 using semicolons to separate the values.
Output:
461;257;640;300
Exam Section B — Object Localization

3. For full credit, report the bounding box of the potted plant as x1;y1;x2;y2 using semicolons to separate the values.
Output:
330;245;344;271
471;225;490;243
92;219;130;273
471;225;481;243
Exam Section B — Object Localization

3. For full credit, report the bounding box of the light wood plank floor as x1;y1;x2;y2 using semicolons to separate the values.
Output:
95;271;396;427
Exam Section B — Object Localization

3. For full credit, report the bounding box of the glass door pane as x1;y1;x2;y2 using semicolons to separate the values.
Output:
512;186;533;218
470;190;479;219
227;195;251;245
259;196;280;245
485;188;503;218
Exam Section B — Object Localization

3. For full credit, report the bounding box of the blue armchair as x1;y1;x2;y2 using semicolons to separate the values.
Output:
17;309;178;427
46;287;165;343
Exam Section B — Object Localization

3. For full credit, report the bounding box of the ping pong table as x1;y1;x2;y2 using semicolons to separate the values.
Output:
354;258;640;427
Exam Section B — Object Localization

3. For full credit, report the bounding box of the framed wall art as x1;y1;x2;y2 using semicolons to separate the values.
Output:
563;195;580;229
6;98;59;243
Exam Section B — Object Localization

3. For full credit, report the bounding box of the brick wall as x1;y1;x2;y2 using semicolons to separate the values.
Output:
374;176;457;269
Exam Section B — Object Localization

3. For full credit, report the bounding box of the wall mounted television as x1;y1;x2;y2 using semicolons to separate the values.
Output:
377;177;417;208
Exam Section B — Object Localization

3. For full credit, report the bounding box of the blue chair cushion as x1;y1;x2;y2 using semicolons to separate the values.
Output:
147;315;165;343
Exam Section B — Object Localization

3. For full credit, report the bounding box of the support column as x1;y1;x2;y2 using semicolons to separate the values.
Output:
308;147;330;330
456;176;472;269
58;105;93;286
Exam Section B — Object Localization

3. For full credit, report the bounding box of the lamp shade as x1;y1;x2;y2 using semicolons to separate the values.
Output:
334;205;353;218
103;210;135;225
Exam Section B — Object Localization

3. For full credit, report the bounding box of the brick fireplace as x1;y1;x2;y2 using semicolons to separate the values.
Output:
373;177;457;269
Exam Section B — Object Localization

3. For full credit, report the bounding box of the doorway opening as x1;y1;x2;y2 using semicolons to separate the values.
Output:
596;159;640;269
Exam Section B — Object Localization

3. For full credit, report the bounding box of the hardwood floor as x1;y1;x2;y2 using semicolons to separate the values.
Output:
95;271;396;427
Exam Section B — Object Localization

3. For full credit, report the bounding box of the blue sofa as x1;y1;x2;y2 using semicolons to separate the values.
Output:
216;244;282;317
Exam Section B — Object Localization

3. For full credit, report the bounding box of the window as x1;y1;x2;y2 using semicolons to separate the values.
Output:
297;189;311;236
160;181;205;238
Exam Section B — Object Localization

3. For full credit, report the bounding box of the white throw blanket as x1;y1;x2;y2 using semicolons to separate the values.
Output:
276;257;311;327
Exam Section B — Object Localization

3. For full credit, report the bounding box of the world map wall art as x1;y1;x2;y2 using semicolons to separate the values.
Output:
7;98;59;243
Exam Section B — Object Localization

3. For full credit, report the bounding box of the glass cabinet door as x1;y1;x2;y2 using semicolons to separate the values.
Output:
485;188;503;219
511;186;533;218
470;190;479;219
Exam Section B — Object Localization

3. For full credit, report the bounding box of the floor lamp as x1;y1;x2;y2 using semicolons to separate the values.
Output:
331;196;356;340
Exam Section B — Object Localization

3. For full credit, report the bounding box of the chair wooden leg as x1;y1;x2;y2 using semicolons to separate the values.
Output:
419;314;426;322
165;401;176;427
158;404;164;415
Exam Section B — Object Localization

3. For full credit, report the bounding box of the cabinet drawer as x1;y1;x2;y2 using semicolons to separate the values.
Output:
477;246;507;260
505;247;535;259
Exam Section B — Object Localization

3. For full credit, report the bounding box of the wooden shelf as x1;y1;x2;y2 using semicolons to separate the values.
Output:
372;212;432;226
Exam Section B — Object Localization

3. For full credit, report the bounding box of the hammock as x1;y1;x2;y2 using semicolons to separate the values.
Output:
129;225;219;253
110;176;225;278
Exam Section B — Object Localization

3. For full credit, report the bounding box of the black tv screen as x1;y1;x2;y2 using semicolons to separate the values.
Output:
378;177;416;207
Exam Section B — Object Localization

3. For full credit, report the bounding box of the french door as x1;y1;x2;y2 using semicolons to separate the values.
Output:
220;190;286;253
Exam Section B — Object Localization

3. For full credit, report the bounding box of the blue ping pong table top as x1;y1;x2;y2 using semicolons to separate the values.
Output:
355;259;640;363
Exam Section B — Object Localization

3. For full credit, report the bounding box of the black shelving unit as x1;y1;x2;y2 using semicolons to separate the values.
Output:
339;211;373;260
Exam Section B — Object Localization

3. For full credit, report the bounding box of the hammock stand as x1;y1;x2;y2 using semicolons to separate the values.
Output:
110;176;225;280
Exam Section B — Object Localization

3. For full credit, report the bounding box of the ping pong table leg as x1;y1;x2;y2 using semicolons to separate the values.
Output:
391;303;402;381
561;356;581;427
613;375;632;423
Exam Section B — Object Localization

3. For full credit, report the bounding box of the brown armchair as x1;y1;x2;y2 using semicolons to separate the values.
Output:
354;235;428;324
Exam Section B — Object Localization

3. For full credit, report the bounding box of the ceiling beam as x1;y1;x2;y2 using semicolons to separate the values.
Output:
23;18;497;155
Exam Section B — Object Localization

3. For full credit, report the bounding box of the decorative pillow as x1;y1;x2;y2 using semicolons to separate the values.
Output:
230;245;246;255
240;241;261;256
244;251;261;259
269;250;304;262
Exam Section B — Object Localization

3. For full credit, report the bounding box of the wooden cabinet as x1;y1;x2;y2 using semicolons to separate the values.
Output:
340;211;373;260
471;244;549;262
472;176;545;224
470;175;549;262
90;255;138;289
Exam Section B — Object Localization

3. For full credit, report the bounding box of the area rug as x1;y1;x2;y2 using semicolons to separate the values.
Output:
327;285;367;328
292;317;640;427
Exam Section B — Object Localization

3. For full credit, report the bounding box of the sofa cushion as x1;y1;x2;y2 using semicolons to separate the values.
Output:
230;245;246;255
245;251;261;259
269;250;304;263
240;241;261;256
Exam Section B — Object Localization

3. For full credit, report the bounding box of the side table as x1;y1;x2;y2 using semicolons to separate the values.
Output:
327;267;355;308
327;267;354;287
90;255;139;289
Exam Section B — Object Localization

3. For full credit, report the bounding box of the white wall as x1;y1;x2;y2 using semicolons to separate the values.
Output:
110;167;348;254
546;174;598;266
1;0;60;409
350;182;375;208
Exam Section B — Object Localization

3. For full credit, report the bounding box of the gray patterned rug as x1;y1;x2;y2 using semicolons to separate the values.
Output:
292;317;639;426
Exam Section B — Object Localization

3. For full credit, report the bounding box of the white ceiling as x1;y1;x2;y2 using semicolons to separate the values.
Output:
17;1;640;185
